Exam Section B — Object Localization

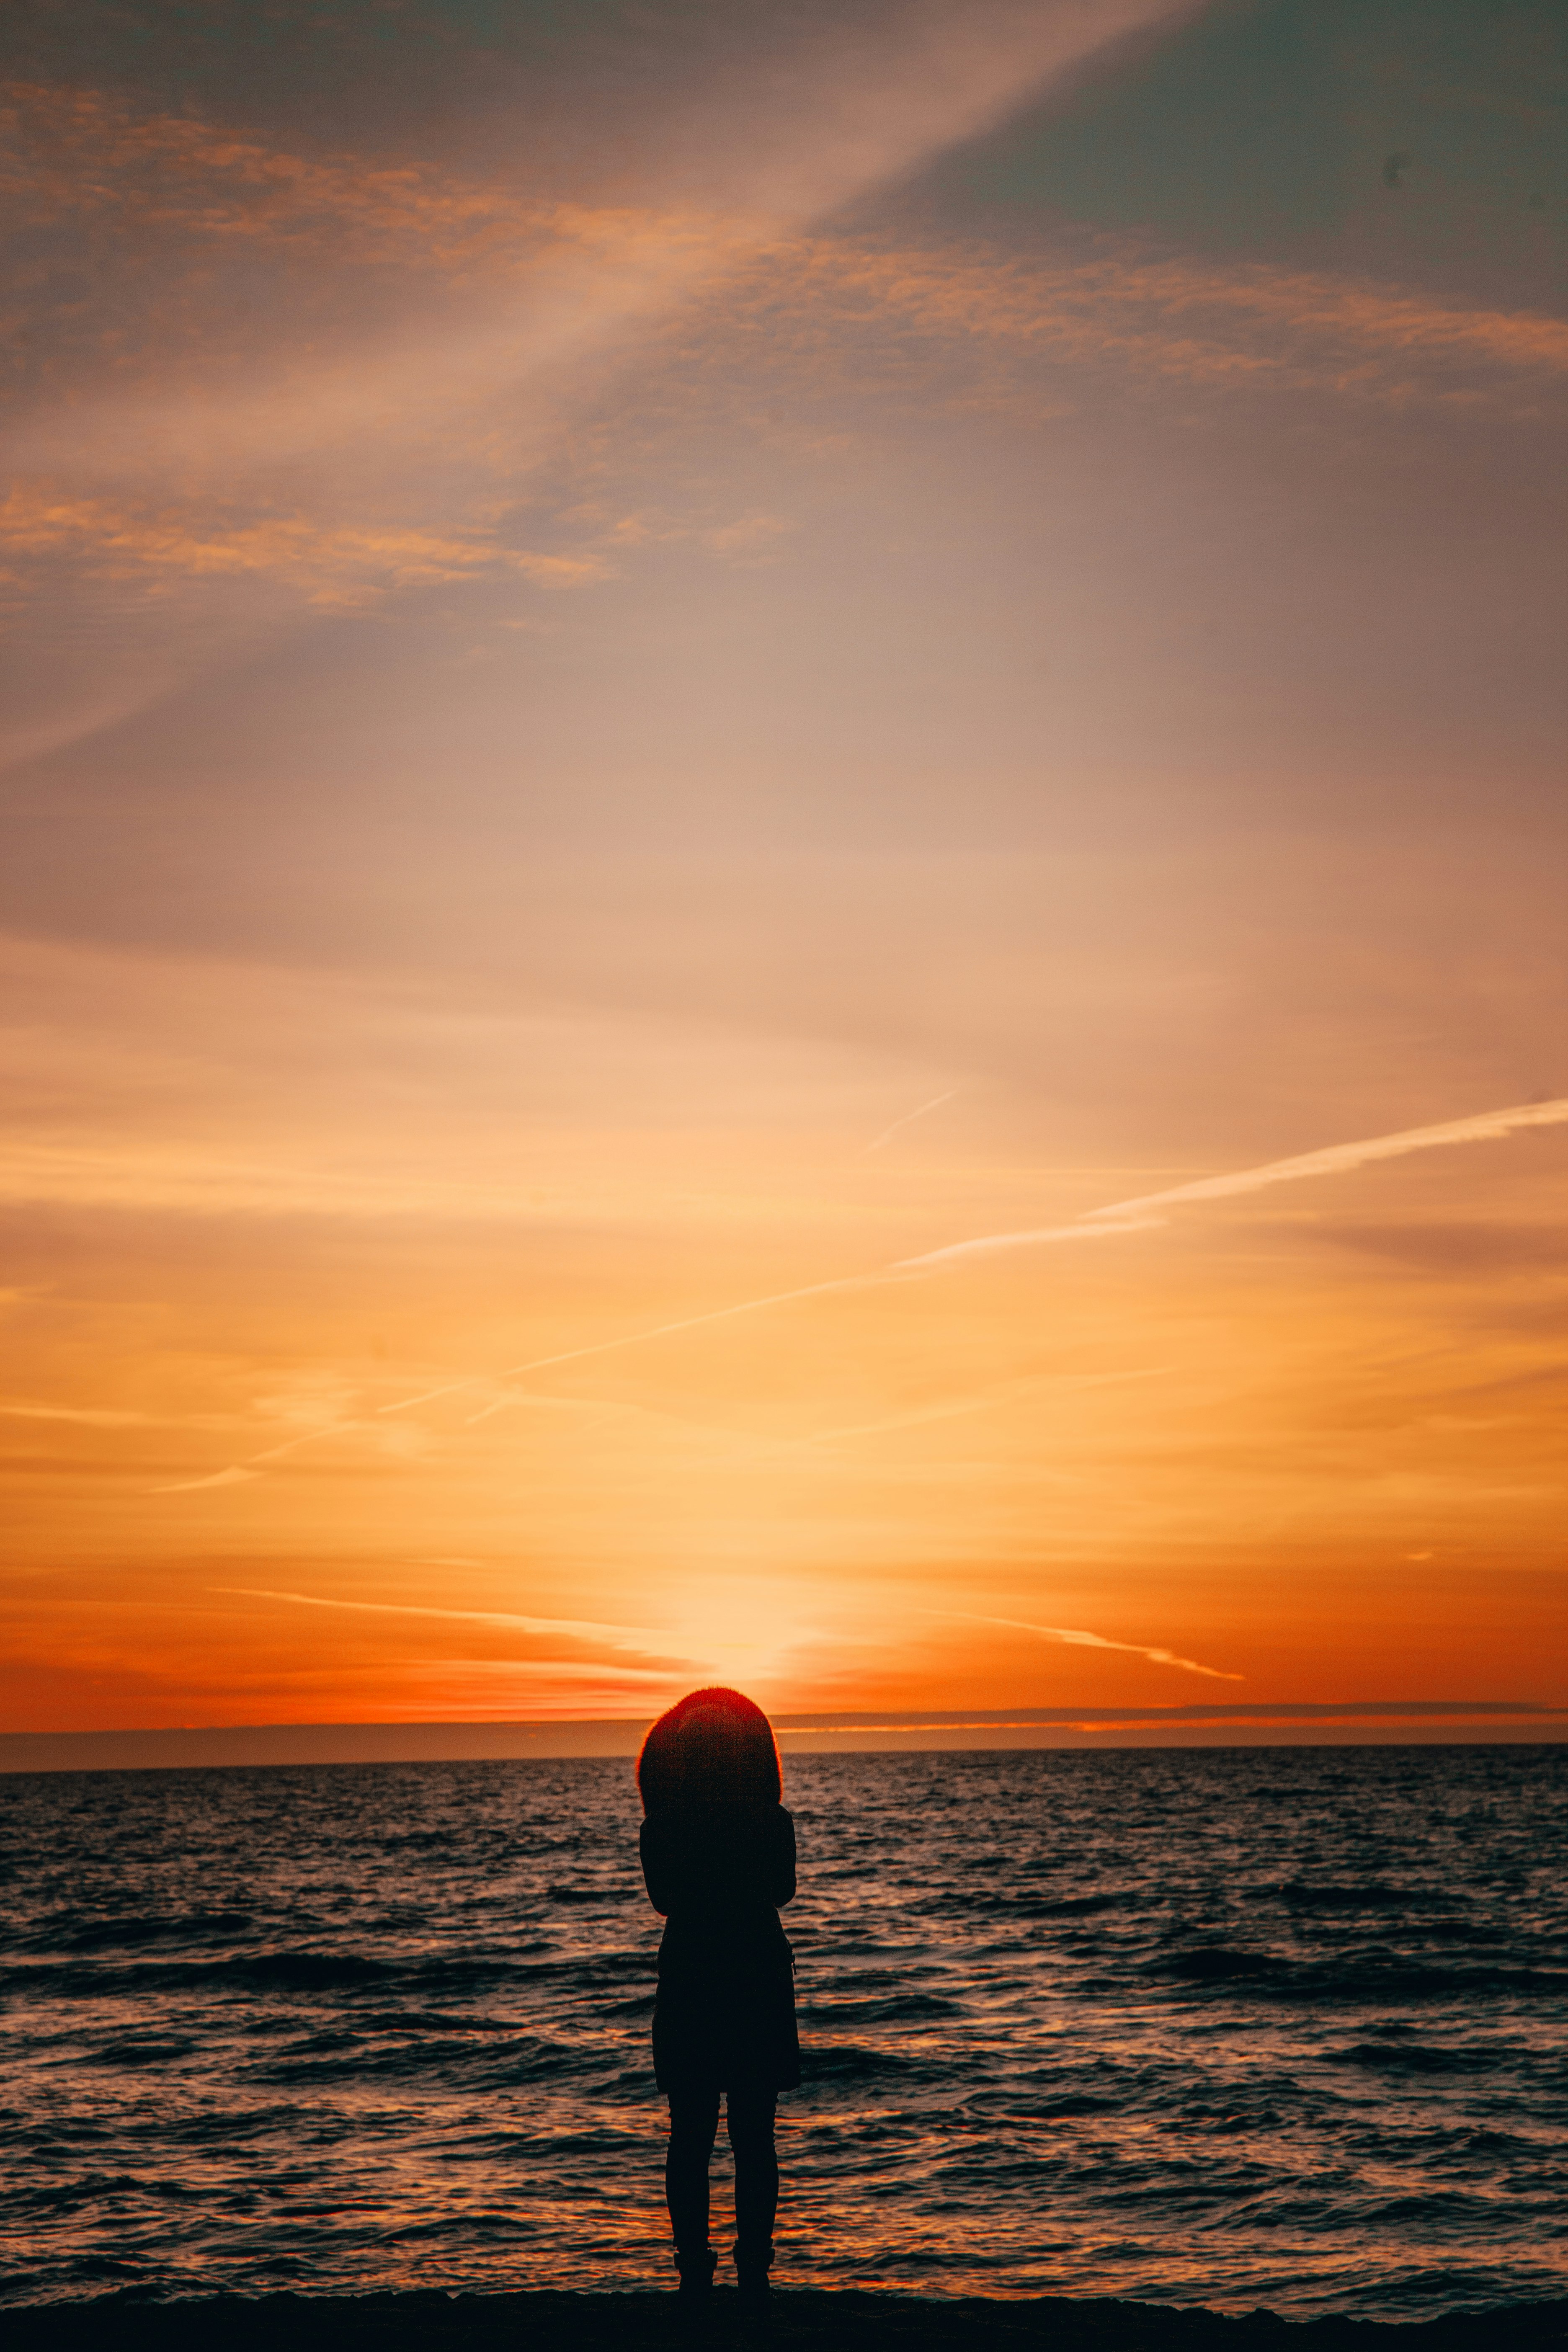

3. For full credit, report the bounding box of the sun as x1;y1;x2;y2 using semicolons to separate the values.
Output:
664;1578;825;1692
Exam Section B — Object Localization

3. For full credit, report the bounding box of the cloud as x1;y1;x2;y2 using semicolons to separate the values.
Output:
10;214;1561;617
0;1399;162;1426
3;2;1200;611
702;510;798;561
0;77;652;269
0;486;607;610
7;3;1558;720
923;1607;1242;1681
646;230;1568;445
1320;1220;1568;1274
771;1698;1567;1731
5;5;1203;284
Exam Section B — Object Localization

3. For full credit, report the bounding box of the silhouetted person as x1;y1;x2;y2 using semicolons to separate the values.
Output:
638;1687;799;2306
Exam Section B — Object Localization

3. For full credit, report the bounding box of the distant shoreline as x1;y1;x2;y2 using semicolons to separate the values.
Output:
8;2288;1567;2350
4;1711;1566;1774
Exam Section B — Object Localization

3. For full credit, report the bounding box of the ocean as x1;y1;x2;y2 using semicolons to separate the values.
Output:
3;1746;1564;2316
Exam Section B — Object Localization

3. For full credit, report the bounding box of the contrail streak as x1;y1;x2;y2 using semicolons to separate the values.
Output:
156;1463;264;1493
861;1090;957;1156
210;1585;679;1654
385;1271;892;1420
899;1096;1568;1268
162;1289;884;1481
153;1430;351;1492
925;1608;1243;1681
783;1364;1170;1450
157;1094;1568;1489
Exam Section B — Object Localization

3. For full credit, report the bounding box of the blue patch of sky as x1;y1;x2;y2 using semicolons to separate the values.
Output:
873;0;1565;311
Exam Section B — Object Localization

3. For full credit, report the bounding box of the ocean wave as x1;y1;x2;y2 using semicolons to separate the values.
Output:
1154;1947;1568;2001
1336;2041;1507;2075
26;1913;257;1953
4;1746;1565;2317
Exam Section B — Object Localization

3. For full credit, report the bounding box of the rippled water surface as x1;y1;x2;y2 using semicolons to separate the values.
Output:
3;1748;1565;2314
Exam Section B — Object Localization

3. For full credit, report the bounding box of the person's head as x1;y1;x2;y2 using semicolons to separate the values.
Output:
637;1687;782;1819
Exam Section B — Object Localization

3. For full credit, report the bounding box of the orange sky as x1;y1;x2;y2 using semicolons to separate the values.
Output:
2;0;1565;1743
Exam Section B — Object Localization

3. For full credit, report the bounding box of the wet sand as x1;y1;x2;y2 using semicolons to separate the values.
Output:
9;2291;1566;2352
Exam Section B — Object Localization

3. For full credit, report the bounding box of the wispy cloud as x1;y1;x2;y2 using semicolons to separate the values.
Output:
3;2;1198;614
0;78;679;269
0;486;606;610
707;232;1568;423
25;75;1561;431
923;1607;1242;1681
0;1399;162;1427
772;1699;1566;1731
157;1094;1568;1492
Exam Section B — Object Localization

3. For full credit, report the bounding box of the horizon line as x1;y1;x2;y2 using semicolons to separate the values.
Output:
5;1699;1564;1740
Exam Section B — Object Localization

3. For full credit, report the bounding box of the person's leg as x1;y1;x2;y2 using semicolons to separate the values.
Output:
725;2088;779;2295
665;2088;721;2289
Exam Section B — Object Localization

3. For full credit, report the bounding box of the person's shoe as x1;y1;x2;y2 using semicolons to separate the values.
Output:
734;2244;773;2311
674;2247;717;2301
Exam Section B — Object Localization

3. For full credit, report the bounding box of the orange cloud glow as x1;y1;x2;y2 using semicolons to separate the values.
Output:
2;0;1563;1753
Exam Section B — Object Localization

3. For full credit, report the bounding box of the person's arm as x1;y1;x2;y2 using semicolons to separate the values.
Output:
769;1806;797;1908
640;1817;674;1916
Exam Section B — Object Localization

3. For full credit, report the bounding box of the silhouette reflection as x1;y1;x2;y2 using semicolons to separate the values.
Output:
638;1687;798;2306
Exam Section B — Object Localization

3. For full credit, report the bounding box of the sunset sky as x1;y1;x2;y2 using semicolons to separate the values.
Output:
2;0;1565;1748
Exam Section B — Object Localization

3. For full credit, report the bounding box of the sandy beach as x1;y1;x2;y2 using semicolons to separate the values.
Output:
10;2292;1568;2352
